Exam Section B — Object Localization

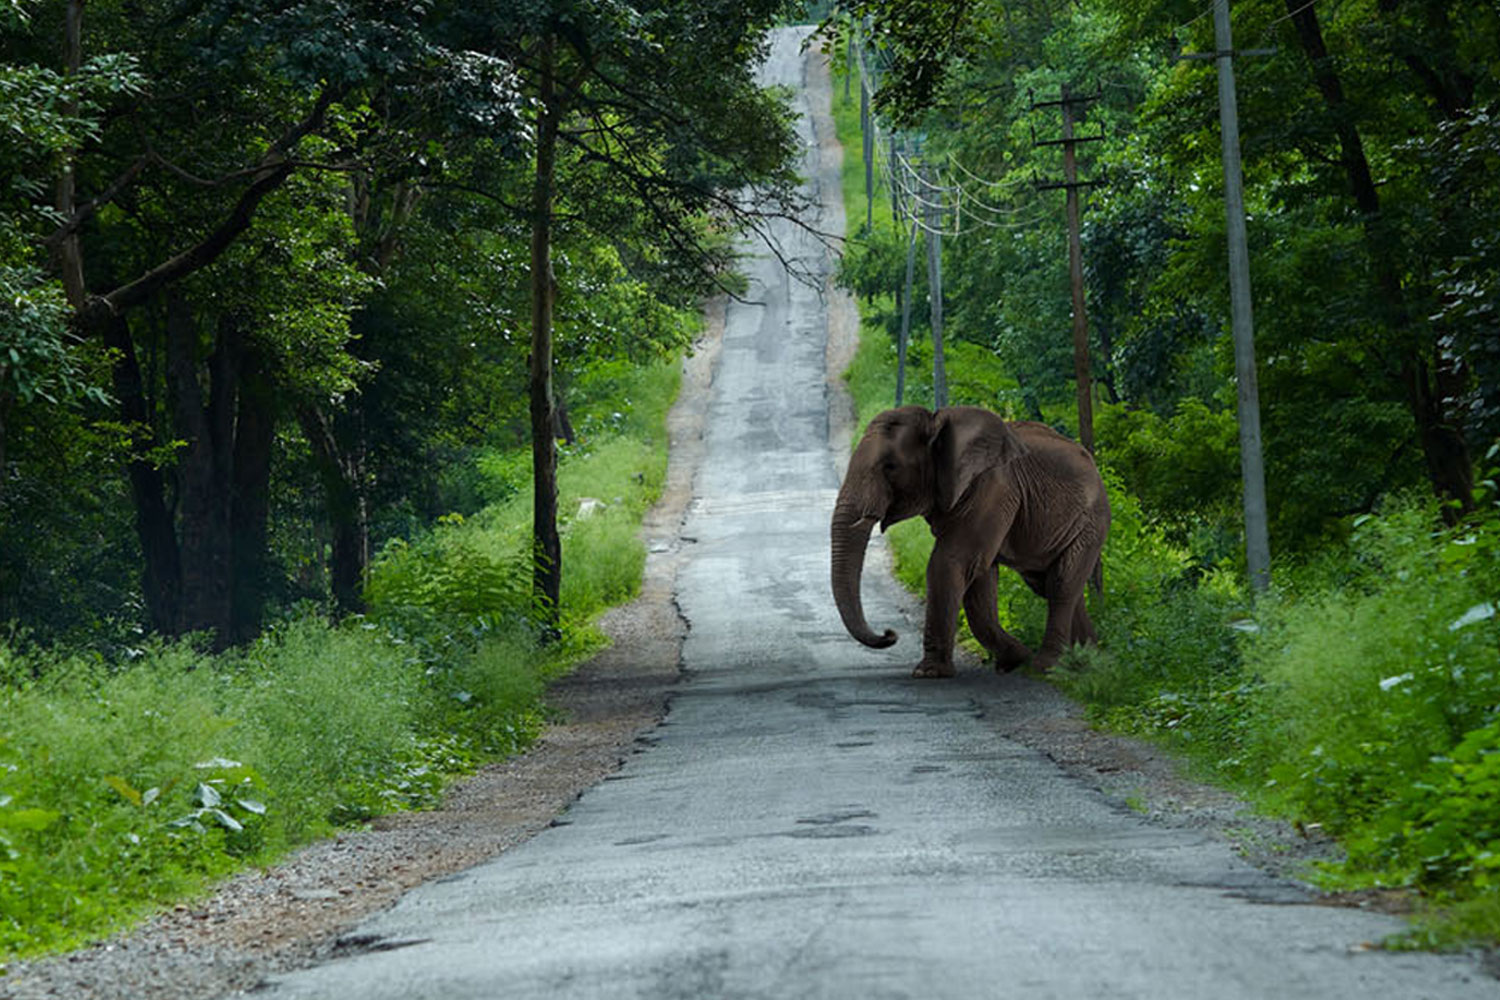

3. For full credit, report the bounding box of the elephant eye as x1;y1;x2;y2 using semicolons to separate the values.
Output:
881;459;898;475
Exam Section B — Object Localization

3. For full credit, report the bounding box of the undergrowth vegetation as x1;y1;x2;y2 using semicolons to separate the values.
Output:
0;358;679;960
831;66;1500;949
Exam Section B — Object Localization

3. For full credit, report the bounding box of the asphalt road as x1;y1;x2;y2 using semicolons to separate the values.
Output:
257;28;1494;1000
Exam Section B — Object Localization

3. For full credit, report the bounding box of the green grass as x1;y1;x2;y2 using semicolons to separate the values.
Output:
0;355;682;962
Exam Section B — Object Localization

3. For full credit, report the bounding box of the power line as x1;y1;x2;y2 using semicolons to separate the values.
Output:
1261;0;1317;33
1172;0;1219;36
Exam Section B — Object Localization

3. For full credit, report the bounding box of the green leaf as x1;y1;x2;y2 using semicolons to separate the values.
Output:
0;807;60;831
104;774;142;806
207;808;243;833
194;782;222;808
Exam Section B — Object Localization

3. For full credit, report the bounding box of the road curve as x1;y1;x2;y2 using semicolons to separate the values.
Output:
256;28;1494;1000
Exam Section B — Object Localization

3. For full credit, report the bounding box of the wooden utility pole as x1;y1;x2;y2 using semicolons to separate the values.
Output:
923;163;948;410
1180;0;1273;591
1033;85;1104;452
529;33;563;636
897;220;916;407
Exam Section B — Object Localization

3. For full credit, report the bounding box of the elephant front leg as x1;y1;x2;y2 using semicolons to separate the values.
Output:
913;552;965;678
963;565;1031;672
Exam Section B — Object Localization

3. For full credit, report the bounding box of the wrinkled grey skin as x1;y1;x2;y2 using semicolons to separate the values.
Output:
830;406;1110;678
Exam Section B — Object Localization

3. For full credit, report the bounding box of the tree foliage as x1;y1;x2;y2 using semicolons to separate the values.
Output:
832;0;1499;555
0;0;801;646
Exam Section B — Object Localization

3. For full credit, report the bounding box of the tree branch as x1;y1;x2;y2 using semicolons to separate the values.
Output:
98;88;341;315
45;153;150;251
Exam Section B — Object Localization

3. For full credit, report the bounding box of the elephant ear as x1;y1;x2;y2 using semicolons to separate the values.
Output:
930;407;1029;512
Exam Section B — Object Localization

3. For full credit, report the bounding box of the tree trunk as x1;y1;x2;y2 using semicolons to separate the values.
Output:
298;403;367;616
230;346;276;644
168;295;237;644
53;0;86;307
98;311;182;633
529;32;562;638
1287;1;1473;515
0;394;8;501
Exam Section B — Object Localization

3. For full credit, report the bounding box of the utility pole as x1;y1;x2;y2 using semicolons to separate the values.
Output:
850;16;876;231
897;216;916;407
861;73;874;231
924;163;948;409
1180;0;1273;592
1033;84;1104;453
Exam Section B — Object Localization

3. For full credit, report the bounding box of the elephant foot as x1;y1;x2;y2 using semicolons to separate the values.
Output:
992;644;1032;673
1030;647;1064;672
912;659;956;679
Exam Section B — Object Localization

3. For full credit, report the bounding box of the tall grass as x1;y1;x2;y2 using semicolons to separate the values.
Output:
1244;499;1500;883
0;356;681;960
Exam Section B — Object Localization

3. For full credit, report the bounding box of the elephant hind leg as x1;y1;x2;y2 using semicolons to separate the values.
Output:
1034;549;1095;670
1020;570;1048;599
963;565;1031;672
1071;599;1098;647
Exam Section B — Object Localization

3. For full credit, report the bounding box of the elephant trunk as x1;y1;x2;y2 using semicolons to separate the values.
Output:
830;498;898;649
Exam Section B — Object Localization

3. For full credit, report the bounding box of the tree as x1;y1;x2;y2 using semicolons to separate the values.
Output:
447;0;804;634
22;0;523;643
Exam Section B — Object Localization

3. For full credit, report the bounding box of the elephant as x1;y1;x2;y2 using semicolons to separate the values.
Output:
830;405;1109;678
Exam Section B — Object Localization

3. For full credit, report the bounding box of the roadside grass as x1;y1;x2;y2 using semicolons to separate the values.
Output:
829;61;1500;948
0;356;681;962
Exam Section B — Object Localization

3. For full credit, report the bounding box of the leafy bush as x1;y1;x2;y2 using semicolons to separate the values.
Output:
366;524;533;628
1095;397;1240;539
1344;718;1500;894
1246;498;1500;834
1050;465;1254;774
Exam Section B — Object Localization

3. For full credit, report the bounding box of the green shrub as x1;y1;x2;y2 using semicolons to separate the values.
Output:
1344;718;1500;895
1095;397;1240;546
367;527;533;629
1246;498;1500;833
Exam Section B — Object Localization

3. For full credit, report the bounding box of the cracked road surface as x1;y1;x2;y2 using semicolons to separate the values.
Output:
256;29;1494;1000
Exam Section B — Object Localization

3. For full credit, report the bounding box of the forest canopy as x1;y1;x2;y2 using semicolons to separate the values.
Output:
0;0;801;648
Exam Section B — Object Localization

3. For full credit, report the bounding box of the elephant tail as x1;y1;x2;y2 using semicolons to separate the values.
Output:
1090;558;1104;601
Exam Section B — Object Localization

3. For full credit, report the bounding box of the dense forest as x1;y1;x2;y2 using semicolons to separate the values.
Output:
827;0;1499;947
1;0;805;647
